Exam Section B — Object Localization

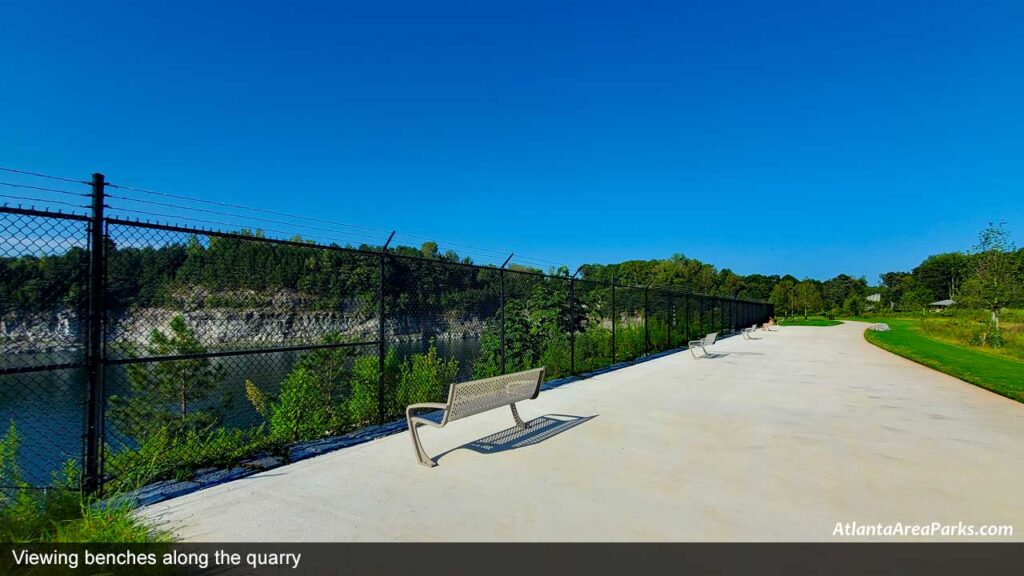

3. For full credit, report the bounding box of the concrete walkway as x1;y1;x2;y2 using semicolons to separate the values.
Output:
142;322;1024;541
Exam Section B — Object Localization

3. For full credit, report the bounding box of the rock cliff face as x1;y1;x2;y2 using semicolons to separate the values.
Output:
1;310;83;354
2;307;485;355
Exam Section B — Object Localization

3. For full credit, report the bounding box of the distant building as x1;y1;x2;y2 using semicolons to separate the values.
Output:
864;293;881;310
929;299;955;311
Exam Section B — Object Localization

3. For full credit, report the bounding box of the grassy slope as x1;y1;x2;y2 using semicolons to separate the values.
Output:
862;318;1024;403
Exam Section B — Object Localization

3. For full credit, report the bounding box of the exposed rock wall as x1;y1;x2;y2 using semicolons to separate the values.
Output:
2;308;485;355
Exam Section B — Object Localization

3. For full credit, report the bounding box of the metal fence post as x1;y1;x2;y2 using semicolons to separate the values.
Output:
611;280;616;363
83;173;105;494
500;269;506;374
499;254;512;374
378;231;394;424
711;297;716;333
700;296;705;335
668;293;674;348
717;298;722;333
569;277;576;374
643;286;649;356
684;295;690;341
733;297;738;331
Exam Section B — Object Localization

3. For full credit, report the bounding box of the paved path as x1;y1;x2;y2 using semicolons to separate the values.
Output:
142;322;1024;541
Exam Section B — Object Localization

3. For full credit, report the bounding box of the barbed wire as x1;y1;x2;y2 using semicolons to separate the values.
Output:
105;181;390;235
0;181;90;198
105;194;388;243
0;167;90;185
104;207;383;248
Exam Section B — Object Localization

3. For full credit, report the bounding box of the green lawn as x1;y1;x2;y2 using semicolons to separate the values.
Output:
778;316;842;327
862;318;1024;404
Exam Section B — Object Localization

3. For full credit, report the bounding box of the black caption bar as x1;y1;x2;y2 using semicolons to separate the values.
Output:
2;543;1022;576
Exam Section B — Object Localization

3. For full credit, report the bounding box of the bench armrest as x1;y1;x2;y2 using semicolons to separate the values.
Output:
407;402;447;416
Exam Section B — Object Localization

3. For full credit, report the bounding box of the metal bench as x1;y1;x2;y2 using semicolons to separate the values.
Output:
741;324;761;339
405;367;546;467
688;332;719;358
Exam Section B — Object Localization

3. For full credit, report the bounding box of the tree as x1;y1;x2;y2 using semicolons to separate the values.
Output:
960;222;1022;327
112;315;226;439
842;294;863;317
821;274;867;311
793;281;823;317
880;271;914;311
740;274;781;301
913;252;970;302
291;333;358;426
769;279;796;317
420;241;439;259
899;285;933;312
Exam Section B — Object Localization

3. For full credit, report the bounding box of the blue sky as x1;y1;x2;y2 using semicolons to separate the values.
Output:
2;0;1022;281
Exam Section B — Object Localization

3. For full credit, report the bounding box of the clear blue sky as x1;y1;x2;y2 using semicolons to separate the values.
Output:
2;0;1022;282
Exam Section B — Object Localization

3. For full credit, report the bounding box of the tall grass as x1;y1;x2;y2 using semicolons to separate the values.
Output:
0;422;169;543
914;310;1022;361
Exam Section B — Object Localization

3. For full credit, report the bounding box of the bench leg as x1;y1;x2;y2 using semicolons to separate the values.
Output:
510;403;527;429
406;417;437;468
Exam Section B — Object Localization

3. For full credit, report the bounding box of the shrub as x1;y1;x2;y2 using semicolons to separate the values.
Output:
539;331;571;379
614;322;646;362
970;323;1005;348
105;425;259;491
574;327;612;372
247;368;337;445
349;349;399;425
396;342;459;407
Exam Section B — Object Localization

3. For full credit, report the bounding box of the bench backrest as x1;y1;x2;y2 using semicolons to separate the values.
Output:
444;367;546;424
704;332;719;346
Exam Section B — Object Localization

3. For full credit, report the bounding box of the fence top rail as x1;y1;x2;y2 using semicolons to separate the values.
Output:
0;204;91;223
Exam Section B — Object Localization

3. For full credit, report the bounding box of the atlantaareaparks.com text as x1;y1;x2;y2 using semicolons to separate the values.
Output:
833;521;1014;538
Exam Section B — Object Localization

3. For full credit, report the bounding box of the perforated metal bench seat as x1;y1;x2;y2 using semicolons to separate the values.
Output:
405;367;546;467
741;324;761;339
688;332;719;358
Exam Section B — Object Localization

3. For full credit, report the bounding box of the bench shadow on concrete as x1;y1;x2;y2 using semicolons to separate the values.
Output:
700;350;767;359
435;414;597;463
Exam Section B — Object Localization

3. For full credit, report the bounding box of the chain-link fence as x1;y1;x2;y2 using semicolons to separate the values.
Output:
1;209;90;490
1;184;773;494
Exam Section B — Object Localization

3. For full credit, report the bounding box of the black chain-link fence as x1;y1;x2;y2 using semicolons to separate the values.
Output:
1;201;772;493
1;209;90;490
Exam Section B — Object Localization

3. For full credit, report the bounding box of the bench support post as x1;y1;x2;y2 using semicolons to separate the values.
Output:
407;419;436;468
510;403;526;428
